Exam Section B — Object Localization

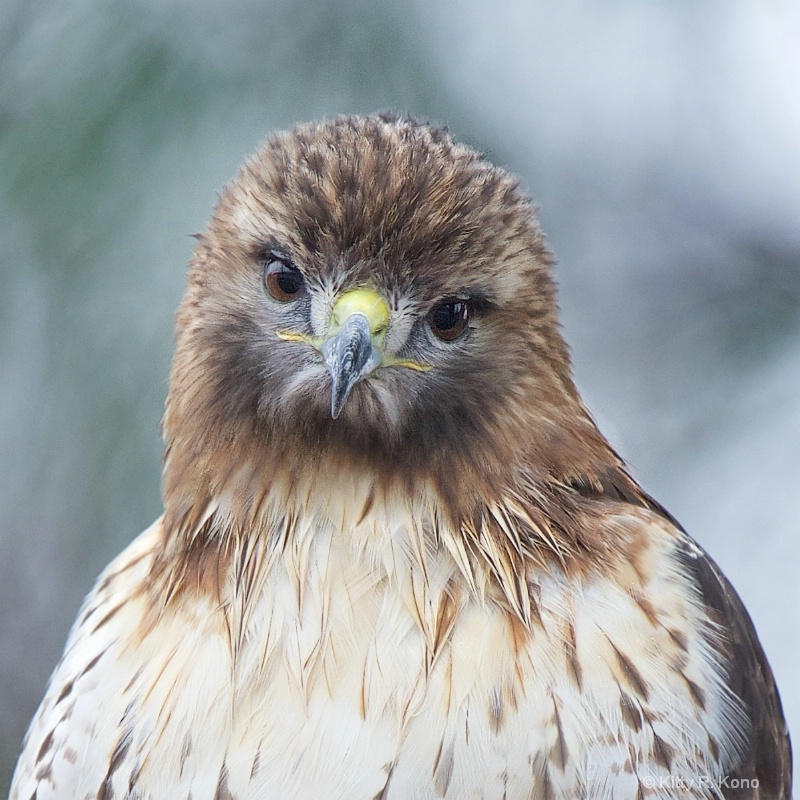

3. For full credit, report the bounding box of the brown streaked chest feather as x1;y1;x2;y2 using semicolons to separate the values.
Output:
14;496;751;800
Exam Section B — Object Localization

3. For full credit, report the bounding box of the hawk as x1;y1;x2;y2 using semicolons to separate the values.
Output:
11;114;791;799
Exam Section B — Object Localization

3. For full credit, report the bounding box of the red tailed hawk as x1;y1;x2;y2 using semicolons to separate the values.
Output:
11;114;791;799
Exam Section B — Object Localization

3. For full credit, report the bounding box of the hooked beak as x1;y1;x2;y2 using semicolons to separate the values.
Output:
321;312;382;418
277;287;431;418
320;289;388;419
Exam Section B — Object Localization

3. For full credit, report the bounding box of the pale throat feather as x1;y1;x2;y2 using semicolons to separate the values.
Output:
121;468;745;800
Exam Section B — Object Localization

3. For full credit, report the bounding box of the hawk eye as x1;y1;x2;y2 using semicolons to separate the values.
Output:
264;257;305;302
427;299;472;341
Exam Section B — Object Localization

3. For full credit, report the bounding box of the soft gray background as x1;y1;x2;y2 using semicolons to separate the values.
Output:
1;0;798;791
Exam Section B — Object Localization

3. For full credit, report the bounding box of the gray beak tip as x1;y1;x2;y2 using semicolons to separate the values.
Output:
330;386;347;419
321;313;381;419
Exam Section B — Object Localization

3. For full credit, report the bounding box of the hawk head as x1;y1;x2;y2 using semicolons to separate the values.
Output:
162;114;629;545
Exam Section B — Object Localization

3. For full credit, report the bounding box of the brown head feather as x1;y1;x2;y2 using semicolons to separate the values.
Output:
158;114;660;603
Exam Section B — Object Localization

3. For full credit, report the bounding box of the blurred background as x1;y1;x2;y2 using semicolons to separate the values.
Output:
1;0;798;789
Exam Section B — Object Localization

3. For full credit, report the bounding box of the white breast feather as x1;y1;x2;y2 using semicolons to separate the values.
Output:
11;509;744;800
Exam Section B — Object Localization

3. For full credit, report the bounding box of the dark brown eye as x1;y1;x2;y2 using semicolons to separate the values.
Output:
264;258;305;302
427;299;471;341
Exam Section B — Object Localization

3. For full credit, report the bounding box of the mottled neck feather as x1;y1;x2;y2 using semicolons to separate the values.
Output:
155;409;659;627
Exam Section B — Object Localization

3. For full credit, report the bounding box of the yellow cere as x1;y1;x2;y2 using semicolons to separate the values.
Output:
330;289;390;340
278;288;433;372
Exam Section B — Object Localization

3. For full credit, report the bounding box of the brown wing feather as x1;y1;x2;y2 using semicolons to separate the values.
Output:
679;538;792;798
573;467;791;796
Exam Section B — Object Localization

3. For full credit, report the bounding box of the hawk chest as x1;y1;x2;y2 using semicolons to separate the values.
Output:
22;520;741;800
